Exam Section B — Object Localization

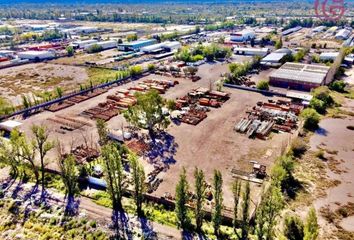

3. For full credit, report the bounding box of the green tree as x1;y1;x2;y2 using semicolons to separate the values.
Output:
123;90;170;139
96;119;109;146
257;80;270;90
22;95;32;108
175;46;191;63
87;44;103;53
31;125;54;196
238;181;250;240
166;99;176;111
175;167;190;229
129;65;143;77
309;98;326;114
101;143;125;210
304;207;319;240
312;86;334;107
255;184;284;240
129;153;145;216
127;34;138;42
57;154;78;216
0;129;23;178
55;87;63;98
194;167;206;232
66;45;74;56
284;214;304;240
275;37;283;49
0;97;13;116
232;179;242;232
18;131;38;185
329;80;346;93
147;63;156;72
300;108;320;130
212;170;223;237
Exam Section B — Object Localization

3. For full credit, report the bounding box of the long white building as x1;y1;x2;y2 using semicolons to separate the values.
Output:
17;51;55;60
84;40;117;51
230;29;255;42
140;41;181;53
233;47;270;57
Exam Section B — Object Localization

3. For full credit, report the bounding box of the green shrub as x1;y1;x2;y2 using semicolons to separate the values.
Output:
256;80;269;90
87;44;103;53
301;108;320;130
284;214;304;240
291;138;307;157
309;98;326;114
329;80;346;93
312;86;334;107
89;220;97;228
315;150;325;159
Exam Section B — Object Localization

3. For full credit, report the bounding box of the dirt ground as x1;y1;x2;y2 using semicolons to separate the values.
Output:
0;63;88;105
309;99;354;232
15;62;293;208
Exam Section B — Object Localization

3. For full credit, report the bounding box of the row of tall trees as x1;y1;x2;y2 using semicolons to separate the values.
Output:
96;120;146;216
174;167;253;238
174;156;319;239
0;125;54;197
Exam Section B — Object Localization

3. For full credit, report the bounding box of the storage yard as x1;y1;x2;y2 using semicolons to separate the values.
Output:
9;62;294;208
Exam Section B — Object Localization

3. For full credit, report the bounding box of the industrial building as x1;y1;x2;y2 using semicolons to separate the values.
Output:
233;47;270;57
84;40;117;51
281;26;302;36
140;41;181;53
230;29;255;42
117;39;157;51
269;62;330;91
17;50;56;61
335;29;352;40
312;26;326;33
319;52;338;61
319;52;354;66
72;39;98;49
260;48;292;67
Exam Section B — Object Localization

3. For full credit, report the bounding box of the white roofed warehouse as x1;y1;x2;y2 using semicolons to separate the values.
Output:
230;29;255;42
269;62;330;91
17;50;56;61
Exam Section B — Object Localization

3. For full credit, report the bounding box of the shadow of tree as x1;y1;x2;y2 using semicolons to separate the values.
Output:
146;131;178;171
139;216;157;240
64;194;80;217
111;209;133;240
1;177;18;197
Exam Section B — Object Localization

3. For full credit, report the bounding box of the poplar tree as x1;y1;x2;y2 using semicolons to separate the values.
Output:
239;181;250;240
212;170;223;237
31;125;54;196
129;153;145;216
58;154;78;216
232;179;242;232
304;207;319;240
194;167;206;232
101;143;125;210
175;167;190;229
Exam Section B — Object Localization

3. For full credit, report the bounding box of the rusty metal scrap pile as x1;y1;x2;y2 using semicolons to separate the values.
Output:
235;99;304;139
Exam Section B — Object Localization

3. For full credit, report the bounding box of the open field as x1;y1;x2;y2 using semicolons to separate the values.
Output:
309;99;354;233
13;62;294;209
0;63;88;105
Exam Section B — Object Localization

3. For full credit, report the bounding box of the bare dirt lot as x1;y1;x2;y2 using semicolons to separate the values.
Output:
310;99;354;232
0;63;88;105
15;62;293;208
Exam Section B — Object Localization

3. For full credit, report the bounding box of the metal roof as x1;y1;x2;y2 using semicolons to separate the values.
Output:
270;62;330;85
261;52;287;62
